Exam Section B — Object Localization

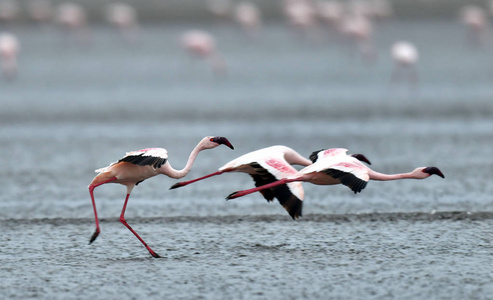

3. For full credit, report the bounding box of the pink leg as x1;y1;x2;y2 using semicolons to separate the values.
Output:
226;178;300;200
120;193;160;258
169;170;224;189
88;176;117;244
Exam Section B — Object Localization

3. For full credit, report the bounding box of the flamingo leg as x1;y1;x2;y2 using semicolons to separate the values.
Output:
88;176;117;244
169;170;224;189
119;193;160;258
226;178;299;200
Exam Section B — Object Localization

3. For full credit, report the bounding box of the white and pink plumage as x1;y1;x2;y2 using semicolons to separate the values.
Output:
234;2;262;38
171;145;313;219
340;13;376;62
283;0;319;40
88;136;234;258
459;5;489;46
390;41;419;87
227;148;444;201
181;30;226;75
0;32;20;80
105;2;140;43
56;2;91;45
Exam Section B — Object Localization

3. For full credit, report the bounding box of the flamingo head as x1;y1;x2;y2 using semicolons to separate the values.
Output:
422;166;444;178
351;154;371;165
206;136;234;150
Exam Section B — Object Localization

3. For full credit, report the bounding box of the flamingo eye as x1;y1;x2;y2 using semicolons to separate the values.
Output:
210;138;214;142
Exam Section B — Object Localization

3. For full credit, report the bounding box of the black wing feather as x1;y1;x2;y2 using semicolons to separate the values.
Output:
309;149;326;163
249;163;303;219
118;154;167;169
322;168;368;194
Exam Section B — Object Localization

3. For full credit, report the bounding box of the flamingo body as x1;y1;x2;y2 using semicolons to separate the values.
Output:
227;148;444;201
88;136;234;258
302;148;370;192
391;41;418;66
171;145;312;219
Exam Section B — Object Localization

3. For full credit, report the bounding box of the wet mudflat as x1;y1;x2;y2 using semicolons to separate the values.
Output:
2;213;492;299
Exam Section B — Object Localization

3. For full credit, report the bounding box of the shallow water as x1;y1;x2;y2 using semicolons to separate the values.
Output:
1;20;492;299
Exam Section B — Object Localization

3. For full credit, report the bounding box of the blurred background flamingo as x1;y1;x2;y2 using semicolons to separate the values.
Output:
181;29;227;75
0;32;19;80
390;41;419;89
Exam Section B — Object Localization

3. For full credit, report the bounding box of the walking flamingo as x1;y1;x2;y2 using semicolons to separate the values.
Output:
105;2;140;43
88;136;234;258
227;148;444;201
390;41;419;88
234;2;262;38
459;5;489;47
181;30;226;75
56;2;91;45
0;32;20;80
171;145;312;219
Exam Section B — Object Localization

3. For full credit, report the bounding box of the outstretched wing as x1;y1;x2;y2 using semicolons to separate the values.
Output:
309;148;349;163
322;161;369;194
249;159;304;220
118;148;168;169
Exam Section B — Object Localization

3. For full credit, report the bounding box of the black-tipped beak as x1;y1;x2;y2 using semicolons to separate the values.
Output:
213;137;234;150
423;167;444;178
352;154;371;165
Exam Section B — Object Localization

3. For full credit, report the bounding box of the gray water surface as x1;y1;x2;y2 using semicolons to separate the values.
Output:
1;20;492;299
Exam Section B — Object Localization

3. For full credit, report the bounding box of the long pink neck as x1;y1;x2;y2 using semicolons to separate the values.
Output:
368;170;417;181
285;150;312;166
162;142;205;179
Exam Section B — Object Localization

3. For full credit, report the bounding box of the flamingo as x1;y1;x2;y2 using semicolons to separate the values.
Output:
180;30;226;75
227;148;444;201
283;0;319;41
171;145;312;219
390;41;419;88
459;5;489;46
0;32;20;80
340;12;376;62
234;2;262;38
105;2;140;43
88;136;234;258
55;2;91;45
27;0;53;23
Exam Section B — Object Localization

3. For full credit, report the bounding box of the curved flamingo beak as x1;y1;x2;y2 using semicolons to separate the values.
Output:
352;154;371;165
423;167;444;178
213;136;234;149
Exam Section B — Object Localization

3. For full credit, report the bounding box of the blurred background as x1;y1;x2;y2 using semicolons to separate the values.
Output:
0;0;492;218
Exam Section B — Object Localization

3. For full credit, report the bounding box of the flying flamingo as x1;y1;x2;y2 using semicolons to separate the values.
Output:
181;30;226;75
171;145;312;219
88;136;234;258
227;148;444;201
